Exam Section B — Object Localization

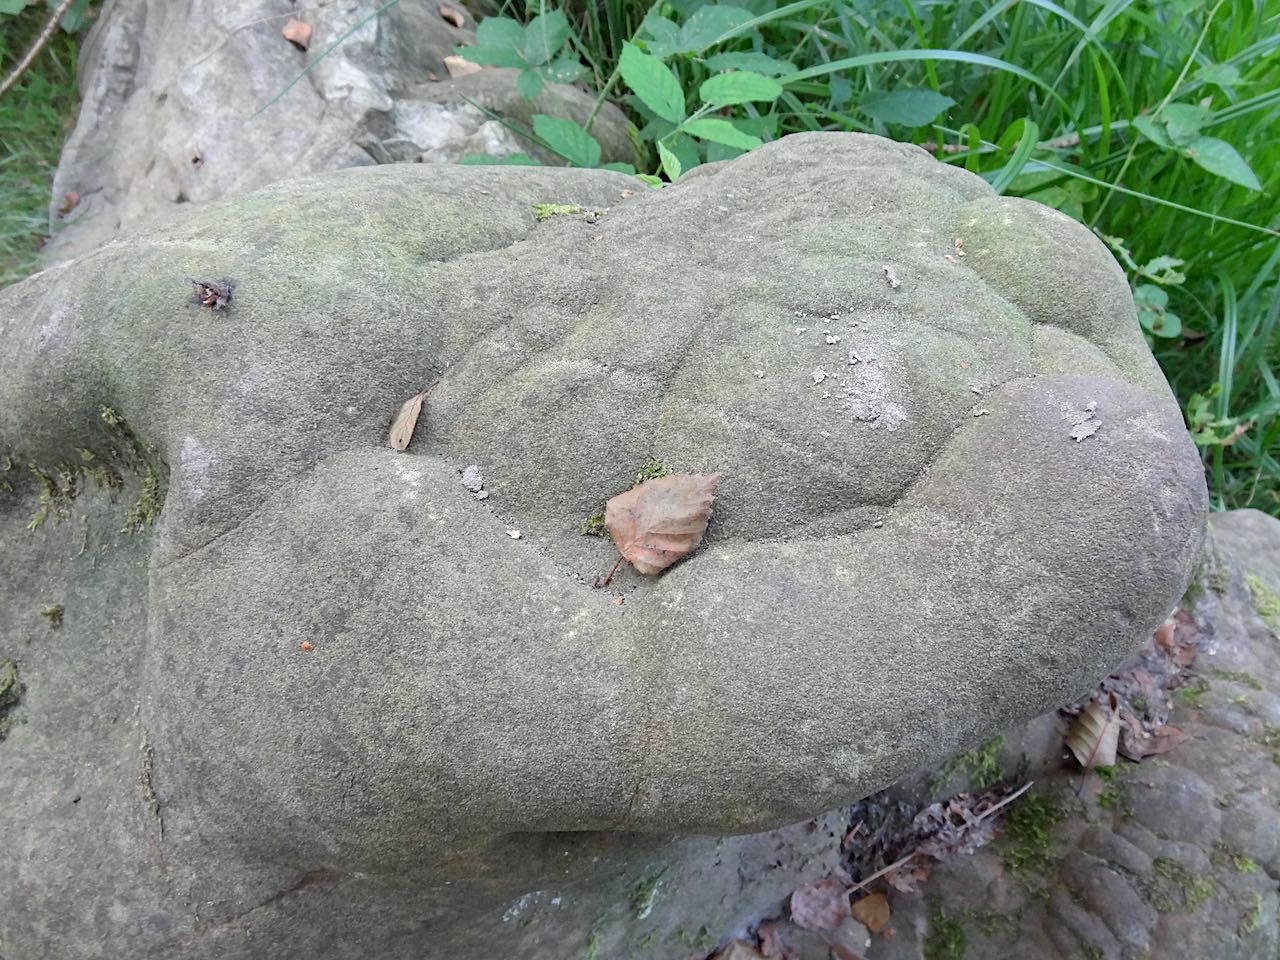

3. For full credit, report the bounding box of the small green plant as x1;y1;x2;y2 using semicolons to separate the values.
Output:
38;603;62;627
923;909;967;960
1176;678;1211;710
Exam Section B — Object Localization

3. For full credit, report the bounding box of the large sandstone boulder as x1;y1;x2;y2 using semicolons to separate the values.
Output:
0;133;1206;957
47;0;633;261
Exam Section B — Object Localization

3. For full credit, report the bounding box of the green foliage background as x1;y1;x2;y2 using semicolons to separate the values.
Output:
2;0;1277;514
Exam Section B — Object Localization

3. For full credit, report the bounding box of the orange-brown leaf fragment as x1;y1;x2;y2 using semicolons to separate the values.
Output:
282;18;313;51
851;892;891;934
438;2;466;27
604;473;721;575
388;390;427;452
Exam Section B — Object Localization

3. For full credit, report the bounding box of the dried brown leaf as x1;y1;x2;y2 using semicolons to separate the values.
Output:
757;920;791;960
444;54;483;78
438;2;466;27
1066;694;1120;768
604;473;721;576
790;878;850;931
388;391;427;452
882;859;931;893
851;892;890;934
710;941;766;960
282;18;313;51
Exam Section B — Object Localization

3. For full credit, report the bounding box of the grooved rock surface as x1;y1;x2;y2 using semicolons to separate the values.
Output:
46;0;632;261
1;133;1206;957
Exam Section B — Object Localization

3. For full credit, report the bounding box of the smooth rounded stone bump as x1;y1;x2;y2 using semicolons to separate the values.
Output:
0;132;1207;957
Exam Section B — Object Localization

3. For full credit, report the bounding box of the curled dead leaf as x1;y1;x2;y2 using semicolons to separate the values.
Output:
388;380;439;452
790;877;850;932
282;18;313;51
438;2;466;27
1066;692;1120;768
851;892;890;934
444;54;483;78
604;473;721;576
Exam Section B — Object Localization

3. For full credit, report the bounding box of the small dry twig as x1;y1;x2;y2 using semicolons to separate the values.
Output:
0;0;78;101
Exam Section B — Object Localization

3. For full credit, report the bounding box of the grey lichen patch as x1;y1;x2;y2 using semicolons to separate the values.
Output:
1245;574;1280;633
1148;856;1215;913
0;659;23;743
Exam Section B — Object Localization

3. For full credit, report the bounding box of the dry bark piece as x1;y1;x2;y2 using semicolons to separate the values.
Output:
189;278;233;310
851;892;890;934
1066;693;1120;768
790;877;850;931
438;3;466;28
444;55;483;78
282;18;313;51
604;473;721;576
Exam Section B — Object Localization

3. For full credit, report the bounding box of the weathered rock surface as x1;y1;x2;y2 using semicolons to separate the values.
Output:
1;133;1206;958
832;509;1280;960
47;0;632;261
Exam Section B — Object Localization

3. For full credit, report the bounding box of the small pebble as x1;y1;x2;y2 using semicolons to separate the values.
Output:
873;520;884;528
824;333;841;345
812;367;828;385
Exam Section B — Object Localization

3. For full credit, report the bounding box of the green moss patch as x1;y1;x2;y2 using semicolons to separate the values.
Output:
1001;792;1065;877
924;910;967;960
0;660;23;743
1149;857;1215;913
1246;575;1280;633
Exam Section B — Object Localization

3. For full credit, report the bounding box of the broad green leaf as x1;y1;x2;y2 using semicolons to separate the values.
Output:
640;13;682;58
658;140;683;181
1197;63;1241;88
705;51;797;77
828;75;852;107
0;0;31;11
1160;102;1210;144
619;42;686;124
698;71;782;107
518;69;544;101
59;0;91;31
705;142;747;162
602;162;637;174
459;153;542;166
521;11;571;66
532;115;601;168
635;173;664;188
677;5;754;53
1184;136;1262;190
544;56;585;84
1131;114;1173;149
475;16;525;48
683;118;763;150
668;132;701;174
858;88;955;127
459;44;525;68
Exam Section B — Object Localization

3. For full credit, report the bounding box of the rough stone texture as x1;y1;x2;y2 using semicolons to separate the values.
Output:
47;0;633;261
0;133;1206;957
844;510;1280;960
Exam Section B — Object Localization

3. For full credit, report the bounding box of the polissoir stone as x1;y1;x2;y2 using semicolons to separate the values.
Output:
0;133;1206;957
